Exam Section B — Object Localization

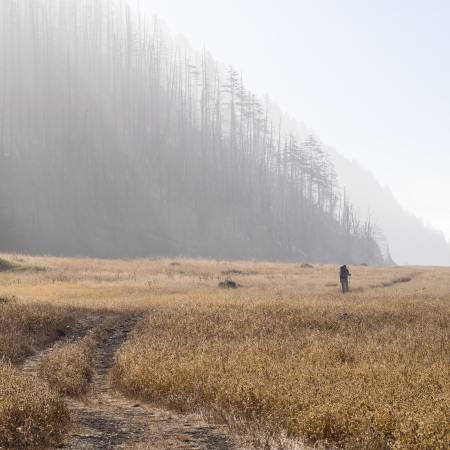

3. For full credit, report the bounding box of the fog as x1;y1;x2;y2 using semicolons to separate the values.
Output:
132;0;450;243
330;151;450;266
1;0;447;265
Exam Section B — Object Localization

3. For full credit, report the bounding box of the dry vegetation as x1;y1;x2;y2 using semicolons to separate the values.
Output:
0;297;84;364
114;300;448;449
0;302;74;449
0;364;69;448
0;256;116;448
38;315;131;396
0;253;449;449
39;339;93;396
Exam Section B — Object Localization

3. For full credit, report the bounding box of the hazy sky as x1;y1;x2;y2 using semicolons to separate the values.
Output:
129;0;450;240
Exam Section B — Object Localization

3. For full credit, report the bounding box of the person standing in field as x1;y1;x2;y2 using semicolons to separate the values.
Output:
340;265;351;293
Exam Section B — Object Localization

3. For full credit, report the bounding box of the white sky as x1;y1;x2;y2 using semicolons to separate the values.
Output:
129;0;450;240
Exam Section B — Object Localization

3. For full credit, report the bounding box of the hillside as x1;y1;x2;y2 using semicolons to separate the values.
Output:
330;151;450;266
0;0;384;264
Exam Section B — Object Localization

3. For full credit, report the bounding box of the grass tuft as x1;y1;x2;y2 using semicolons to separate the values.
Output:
392;276;412;284
0;364;69;449
39;316;130;396
39;340;94;396
0;257;20;272
218;279;239;289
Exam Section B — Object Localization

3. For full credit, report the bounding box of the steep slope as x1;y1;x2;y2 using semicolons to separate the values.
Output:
0;0;385;264
330;150;450;266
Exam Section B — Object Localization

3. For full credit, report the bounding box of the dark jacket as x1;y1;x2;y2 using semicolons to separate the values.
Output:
340;265;350;279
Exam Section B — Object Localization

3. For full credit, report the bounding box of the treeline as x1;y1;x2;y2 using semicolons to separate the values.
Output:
0;0;386;263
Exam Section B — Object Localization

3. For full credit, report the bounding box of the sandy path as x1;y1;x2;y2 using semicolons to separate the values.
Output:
24;315;240;449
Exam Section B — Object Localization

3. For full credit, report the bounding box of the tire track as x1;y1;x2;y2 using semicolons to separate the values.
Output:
61;316;239;450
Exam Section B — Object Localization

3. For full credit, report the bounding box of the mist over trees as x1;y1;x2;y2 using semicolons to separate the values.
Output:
0;0;385;264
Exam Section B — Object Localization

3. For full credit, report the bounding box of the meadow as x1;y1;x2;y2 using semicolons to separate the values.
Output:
0;254;448;449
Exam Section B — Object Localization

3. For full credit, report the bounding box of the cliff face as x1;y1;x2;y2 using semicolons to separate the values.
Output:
330;150;450;266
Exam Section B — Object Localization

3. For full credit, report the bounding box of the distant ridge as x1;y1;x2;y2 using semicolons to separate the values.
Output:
330;150;450;266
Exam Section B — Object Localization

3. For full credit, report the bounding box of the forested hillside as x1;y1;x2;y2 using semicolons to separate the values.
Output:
0;0;385;264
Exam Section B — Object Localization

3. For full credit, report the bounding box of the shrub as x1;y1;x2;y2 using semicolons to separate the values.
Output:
0;258;20;272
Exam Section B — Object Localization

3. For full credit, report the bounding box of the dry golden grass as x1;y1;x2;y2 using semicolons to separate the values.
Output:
0;256;122;447
38;339;94;397
1;253;449;448
38;315;130;396
0;296;84;363
113;298;449;449
0;364;69;449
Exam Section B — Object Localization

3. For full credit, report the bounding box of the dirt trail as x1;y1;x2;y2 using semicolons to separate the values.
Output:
24;315;240;450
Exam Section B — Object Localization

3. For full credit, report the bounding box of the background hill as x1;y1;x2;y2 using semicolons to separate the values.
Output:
331;150;450;266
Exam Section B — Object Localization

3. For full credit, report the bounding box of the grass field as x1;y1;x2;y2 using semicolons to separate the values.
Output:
0;254;448;449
